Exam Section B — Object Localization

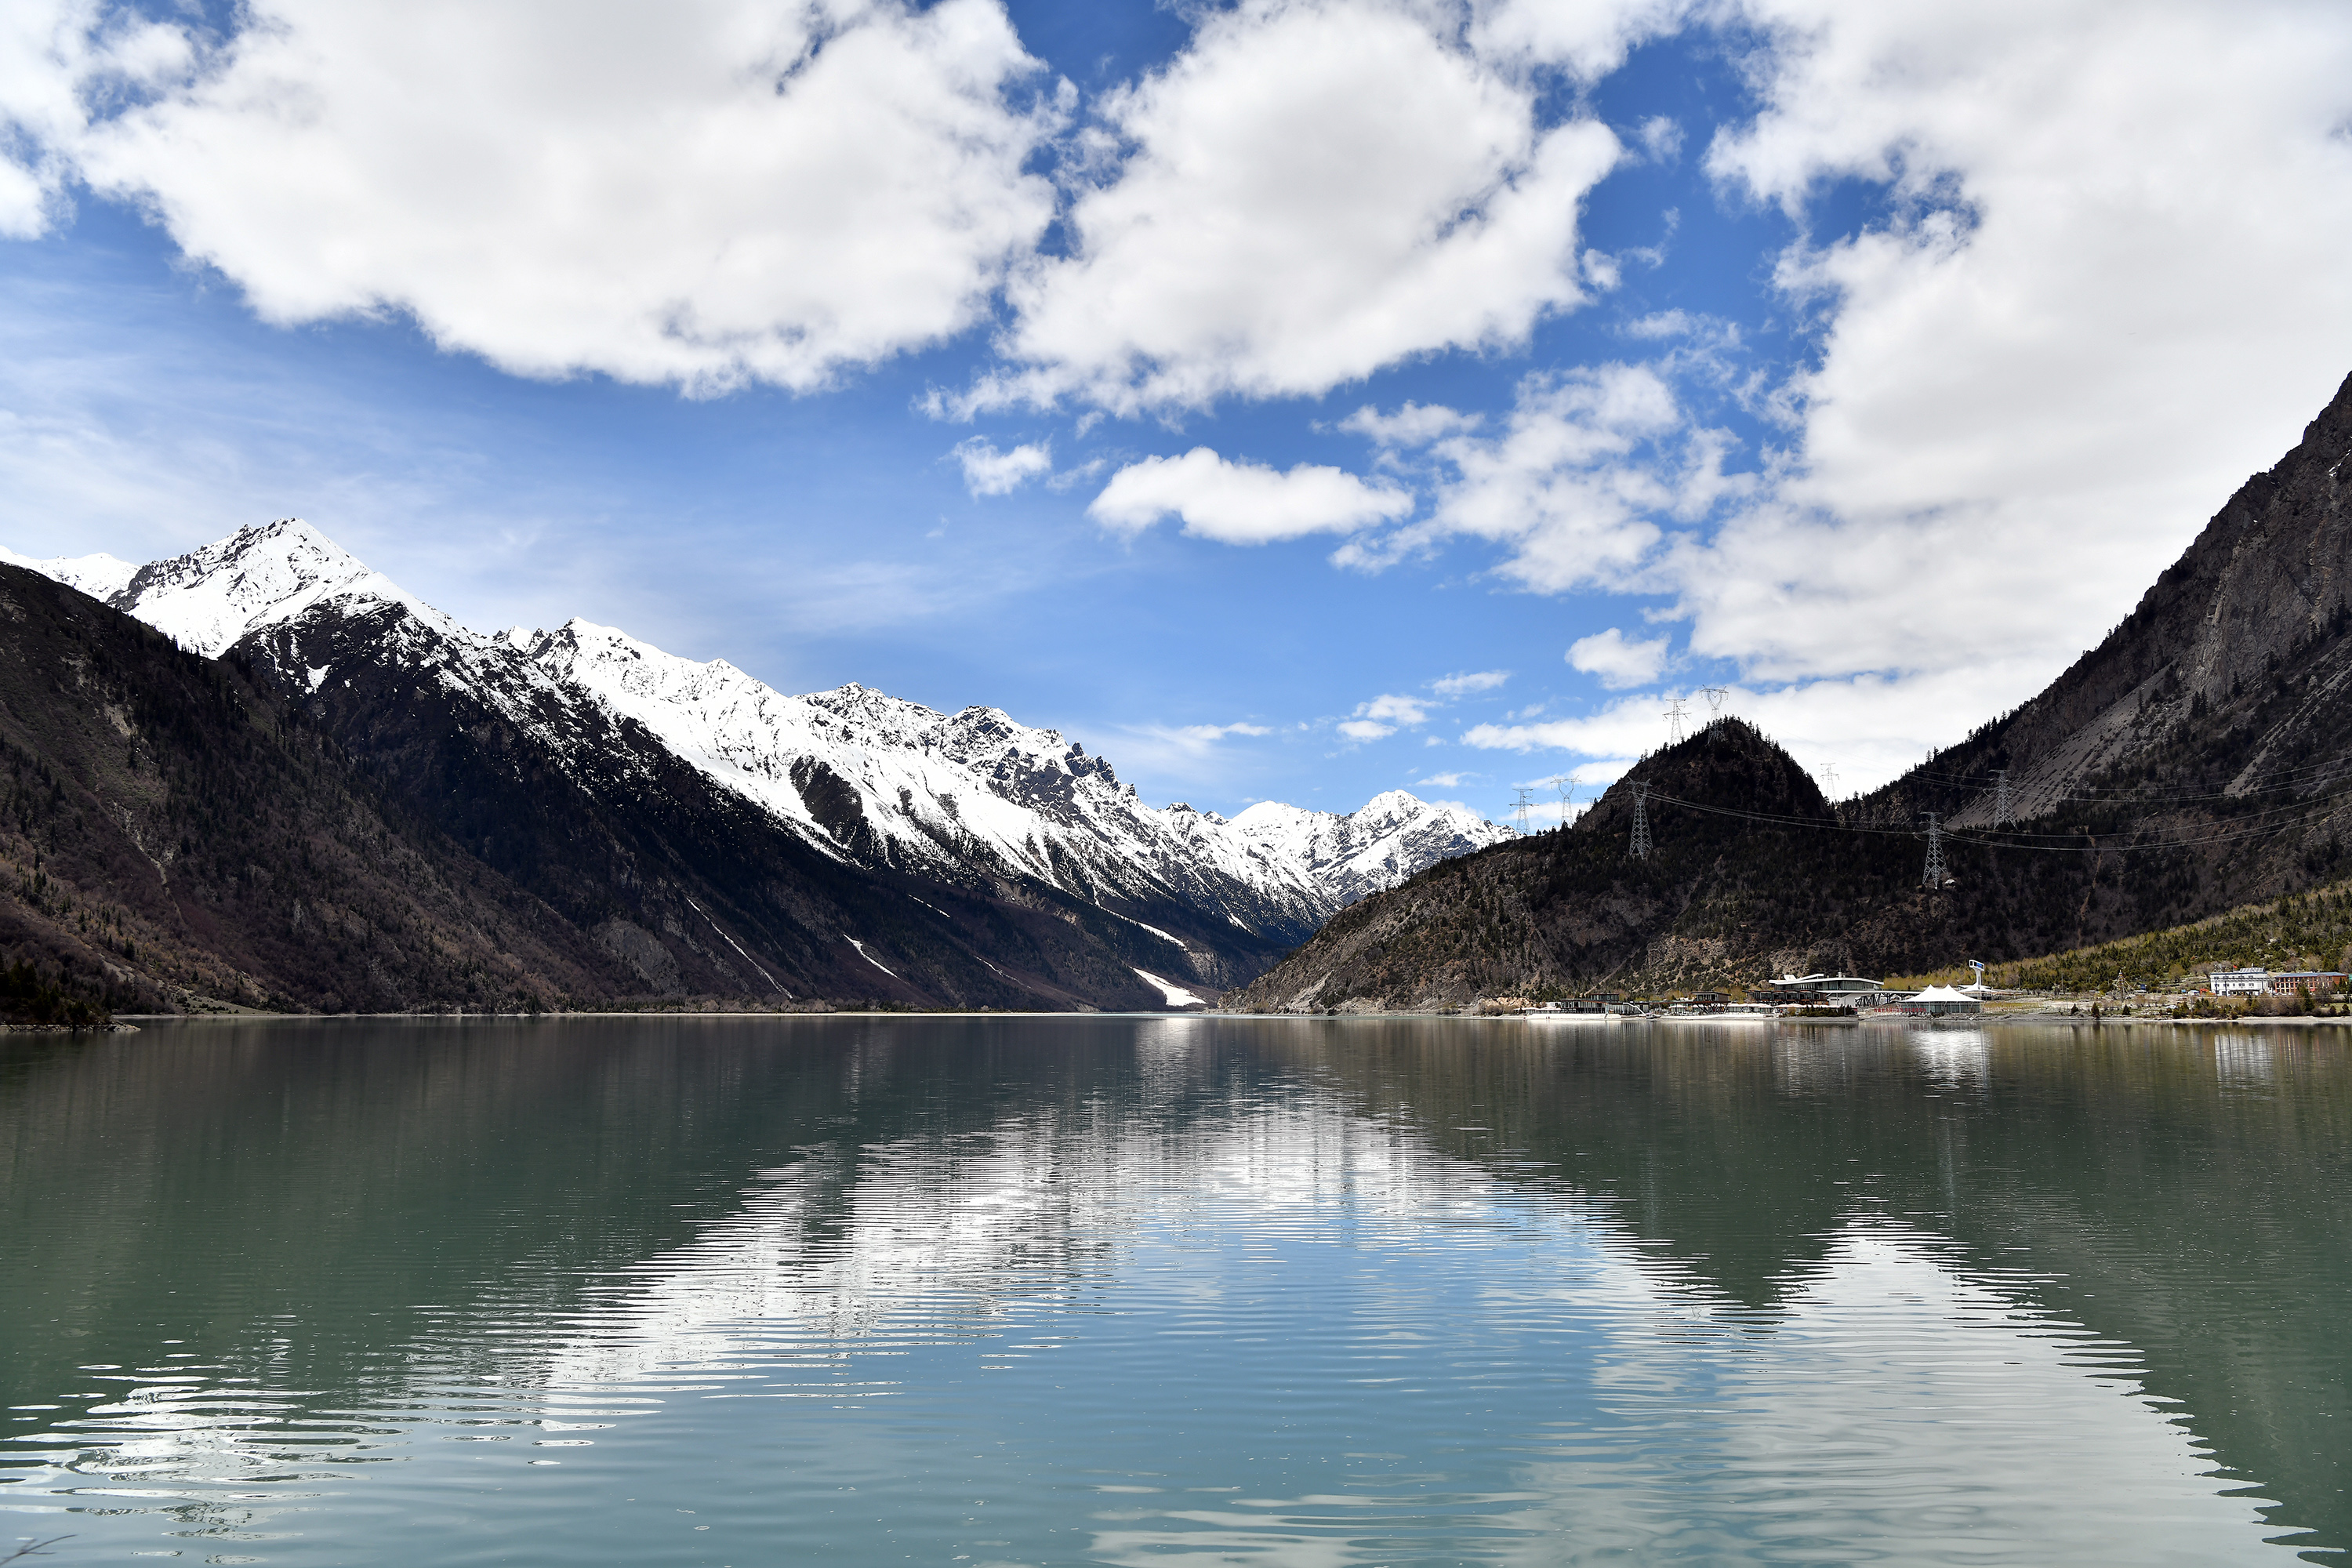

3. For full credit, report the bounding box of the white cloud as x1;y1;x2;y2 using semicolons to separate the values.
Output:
0;2;197;238
1312;3;2352;789
1174;720;1272;741
1567;626;1669;688
1338;401;1483;448
1044;457;1107;492
1356;692;1431;726
1337;671;1511;743
1088;448;1412;543
43;0;1058;394
1431;669;1510;696
972;0;1624;414
952;437;1051;496
1634;114;1684;162
1668;0;2352;684
1460;662;2058;793
1469;0;1690;81
1089;717;1279;801
1338;363;1744;590
1421;770;1474;787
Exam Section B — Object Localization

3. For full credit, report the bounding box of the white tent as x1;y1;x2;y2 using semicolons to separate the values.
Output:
1900;985;1983;1015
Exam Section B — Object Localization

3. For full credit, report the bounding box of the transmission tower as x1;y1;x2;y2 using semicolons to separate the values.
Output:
1664;698;1689;745
1822;763;1840;799
1630;782;1652;860
1702;685;1729;720
1512;786;1534;837
1994;768;2013;826
1921;811;1946;888
1558;778;1574;828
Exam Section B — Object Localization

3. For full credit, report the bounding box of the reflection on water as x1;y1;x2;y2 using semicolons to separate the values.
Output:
2213;1032;2278;1084
2;1015;2347;1565
1913;1028;1991;1089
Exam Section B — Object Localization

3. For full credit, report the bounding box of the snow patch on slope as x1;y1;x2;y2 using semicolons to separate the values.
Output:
1132;968;1206;1007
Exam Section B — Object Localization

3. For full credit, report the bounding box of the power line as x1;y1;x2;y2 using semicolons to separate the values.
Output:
1641;785;2352;855
1907;753;2352;807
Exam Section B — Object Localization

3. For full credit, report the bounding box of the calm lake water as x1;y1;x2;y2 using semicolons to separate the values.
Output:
2;1014;2347;1566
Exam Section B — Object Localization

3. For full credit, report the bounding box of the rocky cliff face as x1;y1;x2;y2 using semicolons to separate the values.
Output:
1236;369;2352;1008
1914;368;2352;833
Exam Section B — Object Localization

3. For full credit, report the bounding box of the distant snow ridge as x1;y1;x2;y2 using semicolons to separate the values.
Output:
0;545;138;602
1232;790;1508;909
13;519;1509;928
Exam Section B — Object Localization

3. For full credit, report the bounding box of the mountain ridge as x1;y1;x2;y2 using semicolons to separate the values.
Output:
2;521;1509;1014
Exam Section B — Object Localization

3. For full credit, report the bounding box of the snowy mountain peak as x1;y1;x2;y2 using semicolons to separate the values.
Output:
108;517;458;656
9;517;1509;938
0;546;138;601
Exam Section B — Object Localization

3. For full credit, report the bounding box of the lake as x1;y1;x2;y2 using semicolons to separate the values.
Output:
2;1014;2346;1565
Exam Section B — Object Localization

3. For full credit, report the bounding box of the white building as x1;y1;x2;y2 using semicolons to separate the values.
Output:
2209;967;2269;995
1766;973;1888;1003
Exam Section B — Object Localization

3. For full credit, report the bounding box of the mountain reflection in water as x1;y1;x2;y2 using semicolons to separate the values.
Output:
2;1014;2343;1565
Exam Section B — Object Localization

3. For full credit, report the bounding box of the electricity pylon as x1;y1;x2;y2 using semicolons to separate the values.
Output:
1921;811;1946;888
1512;786;1534;836
1702;685;1728;720
1664;698;1689;745
1994;768;2013;826
1631;782;1651;860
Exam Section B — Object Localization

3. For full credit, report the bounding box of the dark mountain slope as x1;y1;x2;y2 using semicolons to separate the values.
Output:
0;564;633;1017
1232;720;2185;1007
1889;367;2352;840
240;600;1268;1011
1236;368;2352;1008
0;567;1249;1017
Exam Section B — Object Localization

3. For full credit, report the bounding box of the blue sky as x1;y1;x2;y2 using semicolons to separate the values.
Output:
3;1;2350;824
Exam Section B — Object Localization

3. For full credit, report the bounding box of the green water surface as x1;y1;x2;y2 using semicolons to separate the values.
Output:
2;1014;2345;1565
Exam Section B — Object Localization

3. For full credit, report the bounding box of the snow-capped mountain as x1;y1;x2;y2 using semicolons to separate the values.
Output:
1232;790;1506;909
0;546;138;602
516;616;1506;931
13;518;1509;1007
96;522;455;655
